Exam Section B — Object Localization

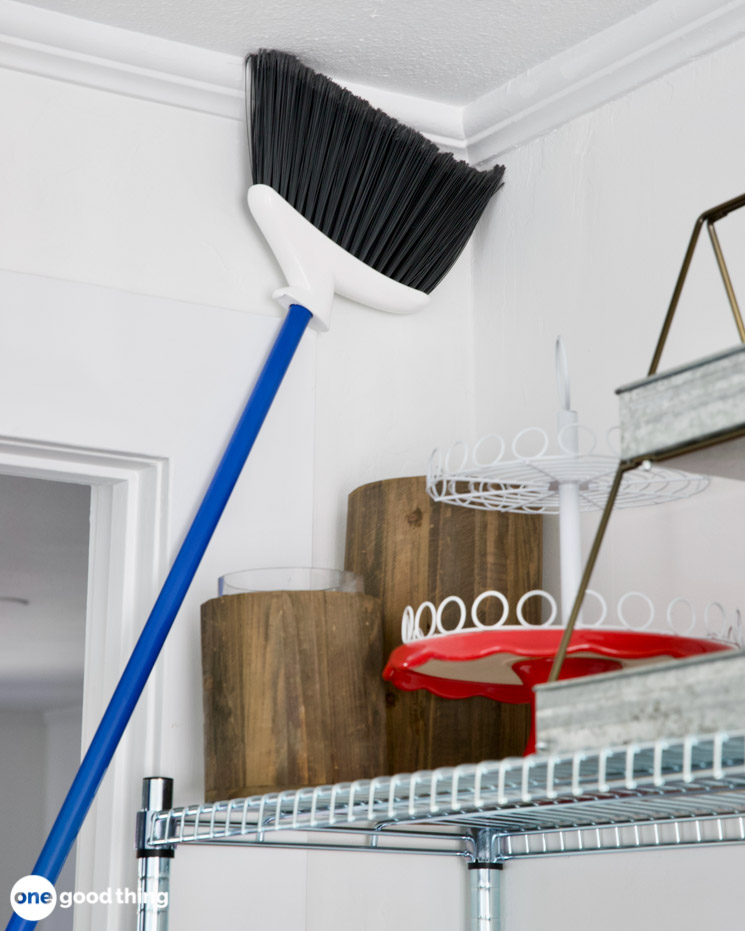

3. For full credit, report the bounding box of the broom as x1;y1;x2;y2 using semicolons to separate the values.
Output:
7;50;504;929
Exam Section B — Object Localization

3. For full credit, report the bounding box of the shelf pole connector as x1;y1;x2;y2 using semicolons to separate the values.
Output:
136;777;174;931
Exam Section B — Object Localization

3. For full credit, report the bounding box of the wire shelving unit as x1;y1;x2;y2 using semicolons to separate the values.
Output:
136;729;745;929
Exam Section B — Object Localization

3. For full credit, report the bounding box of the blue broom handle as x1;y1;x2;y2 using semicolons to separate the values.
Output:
6;303;313;931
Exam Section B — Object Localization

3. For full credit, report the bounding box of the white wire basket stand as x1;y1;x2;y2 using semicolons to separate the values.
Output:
427;337;710;628
427;427;708;515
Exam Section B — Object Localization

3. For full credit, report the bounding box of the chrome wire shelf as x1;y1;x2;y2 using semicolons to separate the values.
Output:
145;731;745;861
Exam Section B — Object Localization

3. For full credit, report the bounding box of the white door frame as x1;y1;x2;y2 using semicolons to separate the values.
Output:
0;435;168;931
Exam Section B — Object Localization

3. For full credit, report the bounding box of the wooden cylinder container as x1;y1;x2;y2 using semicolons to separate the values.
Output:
345;476;542;773
201;590;386;800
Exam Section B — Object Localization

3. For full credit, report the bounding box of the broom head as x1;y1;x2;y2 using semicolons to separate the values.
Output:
248;50;505;328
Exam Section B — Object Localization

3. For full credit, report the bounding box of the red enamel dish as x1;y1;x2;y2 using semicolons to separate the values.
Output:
384;628;732;753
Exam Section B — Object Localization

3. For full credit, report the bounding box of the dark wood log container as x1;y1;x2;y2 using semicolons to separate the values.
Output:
202;590;386;801
345;476;542;773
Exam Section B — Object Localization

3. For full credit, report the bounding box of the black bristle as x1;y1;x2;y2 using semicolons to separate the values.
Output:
249;50;504;295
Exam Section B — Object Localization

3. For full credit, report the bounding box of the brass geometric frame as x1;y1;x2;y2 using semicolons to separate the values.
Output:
549;192;745;681
649;191;745;375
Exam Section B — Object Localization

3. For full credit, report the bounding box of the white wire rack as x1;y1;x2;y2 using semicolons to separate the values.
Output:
426;339;712;631
143;731;745;861
427;429;709;515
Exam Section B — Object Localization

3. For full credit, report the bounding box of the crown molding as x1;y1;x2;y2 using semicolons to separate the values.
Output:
2;0;745;166
0;0;245;119
0;0;467;151
465;0;745;166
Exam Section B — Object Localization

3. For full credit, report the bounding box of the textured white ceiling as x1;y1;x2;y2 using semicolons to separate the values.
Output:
12;0;659;104
0;475;89;709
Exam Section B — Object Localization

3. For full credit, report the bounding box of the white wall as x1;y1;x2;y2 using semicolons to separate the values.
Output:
312;254;475;569
473;30;745;931
0;61;318;928
474;32;745;627
0;261;317;931
0;55;476;931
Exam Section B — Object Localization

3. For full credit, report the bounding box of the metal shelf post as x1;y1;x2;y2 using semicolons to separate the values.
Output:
468;830;503;931
136;778;174;931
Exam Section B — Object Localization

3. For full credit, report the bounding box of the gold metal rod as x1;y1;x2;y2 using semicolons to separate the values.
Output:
707;221;745;343
702;190;745;225
649;192;745;376
547;464;627;683
648;217;704;377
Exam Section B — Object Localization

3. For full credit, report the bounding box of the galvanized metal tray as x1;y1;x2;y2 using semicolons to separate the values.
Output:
617;343;745;475
536;647;745;753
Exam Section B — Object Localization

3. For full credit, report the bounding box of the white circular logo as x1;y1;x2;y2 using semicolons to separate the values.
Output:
10;875;57;920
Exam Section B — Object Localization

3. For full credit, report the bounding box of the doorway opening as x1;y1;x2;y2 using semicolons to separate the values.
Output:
0;474;90;930
0;437;166;931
